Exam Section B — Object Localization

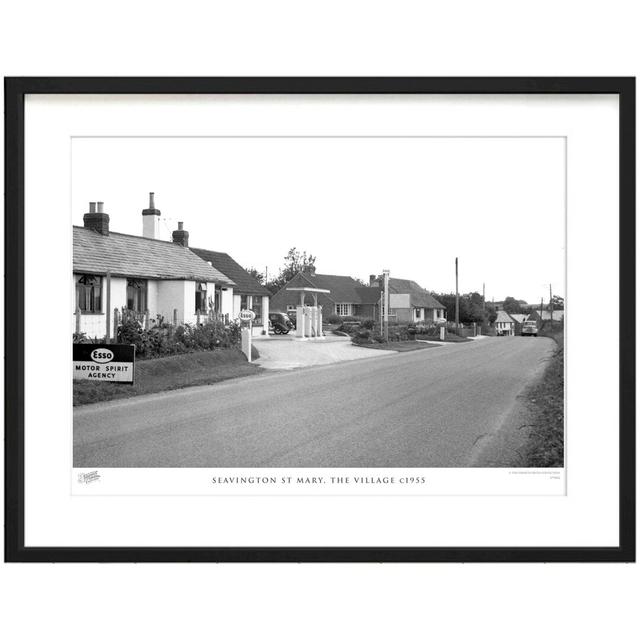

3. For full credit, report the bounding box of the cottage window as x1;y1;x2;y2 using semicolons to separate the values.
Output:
126;278;147;313
240;294;250;310
335;303;352;316
76;274;102;313
195;282;208;314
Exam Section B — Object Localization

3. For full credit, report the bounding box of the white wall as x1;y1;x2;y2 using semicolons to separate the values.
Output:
74;277;236;337
181;280;199;325
220;287;234;318
232;293;242;318
156;280;189;324
147;280;159;319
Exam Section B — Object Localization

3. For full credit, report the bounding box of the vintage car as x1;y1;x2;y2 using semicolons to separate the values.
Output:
521;320;538;337
269;311;294;334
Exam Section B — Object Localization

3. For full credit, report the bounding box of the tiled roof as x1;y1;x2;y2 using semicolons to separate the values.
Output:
298;273;368;303
190;247;271;296
73;227;234;284
355;286;383;304
270;272;378;310
388;278;446;309
271;272;446;311
495;310;515;324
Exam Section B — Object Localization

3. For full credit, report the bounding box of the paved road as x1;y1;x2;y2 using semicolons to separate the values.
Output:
74;337;555;468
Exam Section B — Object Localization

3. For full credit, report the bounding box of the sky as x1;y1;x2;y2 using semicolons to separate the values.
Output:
72;136;565;304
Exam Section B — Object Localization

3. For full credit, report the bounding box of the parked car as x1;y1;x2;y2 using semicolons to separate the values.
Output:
521;320;538;337
285;310;297;328
269;312;294;335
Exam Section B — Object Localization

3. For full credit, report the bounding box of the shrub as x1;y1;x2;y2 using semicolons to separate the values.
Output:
384;324;415;342
324;314;342;325
360;319;375;330
337;323;356;335
352;329;374;345
114;317;241;359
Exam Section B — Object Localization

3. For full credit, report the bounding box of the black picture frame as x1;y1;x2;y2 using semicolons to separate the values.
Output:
4;77;635;563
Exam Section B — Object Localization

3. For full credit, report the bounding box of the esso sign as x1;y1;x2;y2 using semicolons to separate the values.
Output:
90;348;114;363
238;310;256;322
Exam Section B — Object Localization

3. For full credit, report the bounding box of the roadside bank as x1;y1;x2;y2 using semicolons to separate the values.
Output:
73;348;263;406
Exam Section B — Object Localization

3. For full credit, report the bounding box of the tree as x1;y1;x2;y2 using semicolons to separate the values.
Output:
549;294;564;310
466;291;486;324
502;296;525;314
432;291;494;324
245;267;265;285
266;247;317;294
485;304;498;324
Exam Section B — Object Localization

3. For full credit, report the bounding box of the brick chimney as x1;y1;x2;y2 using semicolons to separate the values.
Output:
172;221;189;247
83;201;110;235
369;274;379;287
142;191;161;239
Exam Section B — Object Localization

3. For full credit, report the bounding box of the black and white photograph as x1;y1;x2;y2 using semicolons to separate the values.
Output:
71;135;565;472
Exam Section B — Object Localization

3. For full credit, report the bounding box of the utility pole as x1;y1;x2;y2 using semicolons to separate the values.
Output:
383;269;390;342
482;282;486;315
540;297;544;320
549;283;554;323
455;257;459;332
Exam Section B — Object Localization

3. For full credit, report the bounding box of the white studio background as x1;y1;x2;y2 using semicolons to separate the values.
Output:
1;2;638;640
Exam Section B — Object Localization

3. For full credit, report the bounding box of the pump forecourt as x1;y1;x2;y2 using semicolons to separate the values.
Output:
73;344;135;383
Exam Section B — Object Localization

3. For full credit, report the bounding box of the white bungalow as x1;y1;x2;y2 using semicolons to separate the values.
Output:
73;194;235;340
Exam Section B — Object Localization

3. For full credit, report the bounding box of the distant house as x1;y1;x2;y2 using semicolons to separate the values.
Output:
270;272;380;318
271;272;447;323
369;275;446;323
494;310;516;336
73;195;235;339
509;313;527;332
508;313;530;335
190;248;271;334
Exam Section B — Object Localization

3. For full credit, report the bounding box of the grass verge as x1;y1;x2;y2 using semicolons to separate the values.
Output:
522;325;564;467
74;348;262;406
416;334;471;343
